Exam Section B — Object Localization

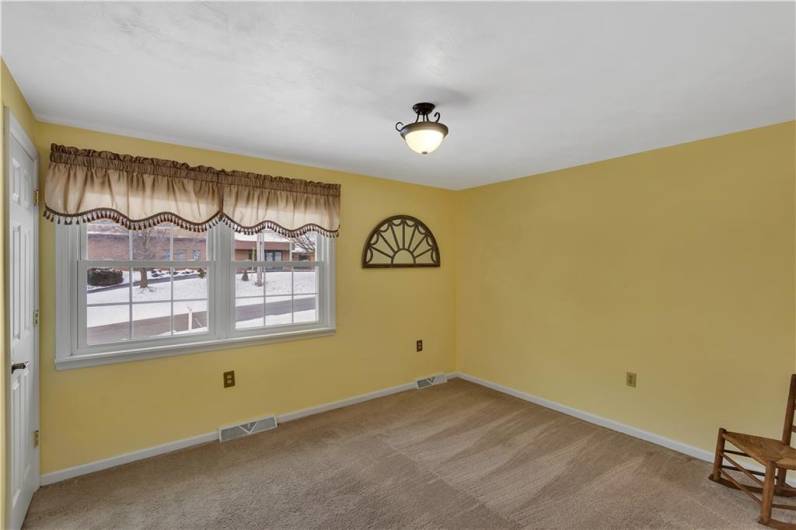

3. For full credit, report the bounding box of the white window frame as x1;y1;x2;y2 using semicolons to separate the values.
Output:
55;223;335;370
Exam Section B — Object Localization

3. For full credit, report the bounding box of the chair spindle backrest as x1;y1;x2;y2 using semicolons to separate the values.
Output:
783;374;796;446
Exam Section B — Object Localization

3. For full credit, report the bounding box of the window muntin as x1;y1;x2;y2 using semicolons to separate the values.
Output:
82;222;211;347
58;220;334;365
232;231;319;330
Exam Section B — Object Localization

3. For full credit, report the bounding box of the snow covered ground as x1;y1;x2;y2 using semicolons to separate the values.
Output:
167;301;317;335
235;302;318;329
86;270;318;330
233;270;317;297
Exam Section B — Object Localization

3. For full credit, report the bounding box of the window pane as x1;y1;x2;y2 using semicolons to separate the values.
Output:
87;304;130;345
86;268;130;305
294;295;318;324
132;303;172;339
233;232;258;261
132;225;172;261
235;297;264;329
266;268;292;296
132;268;170;302
173;300;208;335
233;229;319;262
262;231;289;262
86;220;130;260
294;265;317;294
86;219;130;260
172;227;208;261
235;266;264;298
265;296;292;326
173;268;208;300
291;233;317;263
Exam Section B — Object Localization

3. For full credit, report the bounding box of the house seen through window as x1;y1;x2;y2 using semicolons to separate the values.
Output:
62;219;334;360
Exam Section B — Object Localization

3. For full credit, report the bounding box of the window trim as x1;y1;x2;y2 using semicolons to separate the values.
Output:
55;223;336;370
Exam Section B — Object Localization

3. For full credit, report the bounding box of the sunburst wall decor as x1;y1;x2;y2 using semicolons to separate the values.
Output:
362;215;440;268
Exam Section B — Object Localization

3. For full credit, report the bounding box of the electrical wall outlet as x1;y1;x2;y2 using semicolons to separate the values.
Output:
626;371;637;388
416;339;423;352
223;370;236;388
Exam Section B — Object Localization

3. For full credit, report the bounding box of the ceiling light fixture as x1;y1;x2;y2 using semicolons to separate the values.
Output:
395;102;449;155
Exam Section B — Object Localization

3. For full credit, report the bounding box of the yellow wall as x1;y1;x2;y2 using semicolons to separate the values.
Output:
1;59;37;528
455;121;796;453
34;123;457;474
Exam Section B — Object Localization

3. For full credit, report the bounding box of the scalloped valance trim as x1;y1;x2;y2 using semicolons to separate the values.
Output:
45;144;341;238
43;207;340;238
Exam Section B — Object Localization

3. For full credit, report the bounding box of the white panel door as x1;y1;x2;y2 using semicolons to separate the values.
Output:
6;110;39;530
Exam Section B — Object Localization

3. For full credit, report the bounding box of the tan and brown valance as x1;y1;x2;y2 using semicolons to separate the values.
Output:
44;144;341;237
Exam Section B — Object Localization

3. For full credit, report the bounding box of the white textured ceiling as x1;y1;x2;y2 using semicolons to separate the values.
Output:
2;2;794;190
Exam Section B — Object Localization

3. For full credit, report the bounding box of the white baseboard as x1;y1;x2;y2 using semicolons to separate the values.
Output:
40;376;443;485
277;381;415;423
451;371;713;463
40;432;218;485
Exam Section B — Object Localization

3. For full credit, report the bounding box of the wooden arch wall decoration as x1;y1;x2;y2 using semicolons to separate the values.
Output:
362;215;441;268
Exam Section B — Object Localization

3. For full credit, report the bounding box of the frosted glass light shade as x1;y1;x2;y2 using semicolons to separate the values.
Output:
399;122;449;155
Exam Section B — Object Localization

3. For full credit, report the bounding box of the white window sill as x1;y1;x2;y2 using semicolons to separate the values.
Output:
55;327;336;370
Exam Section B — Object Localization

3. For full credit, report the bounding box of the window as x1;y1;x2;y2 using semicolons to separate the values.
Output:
232;231;322;330
80;221;209;347
56;220;335;368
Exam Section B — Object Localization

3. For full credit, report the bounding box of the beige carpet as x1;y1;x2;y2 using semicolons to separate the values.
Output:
24;379;791;529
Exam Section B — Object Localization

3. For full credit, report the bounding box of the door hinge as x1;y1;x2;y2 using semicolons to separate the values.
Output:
33;309;40;326
33;430;39;448
33;189;39;206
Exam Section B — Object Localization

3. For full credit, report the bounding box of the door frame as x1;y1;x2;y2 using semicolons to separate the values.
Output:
4;107;40;530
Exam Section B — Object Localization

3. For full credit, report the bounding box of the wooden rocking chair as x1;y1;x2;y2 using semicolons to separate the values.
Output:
710;374;796;528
